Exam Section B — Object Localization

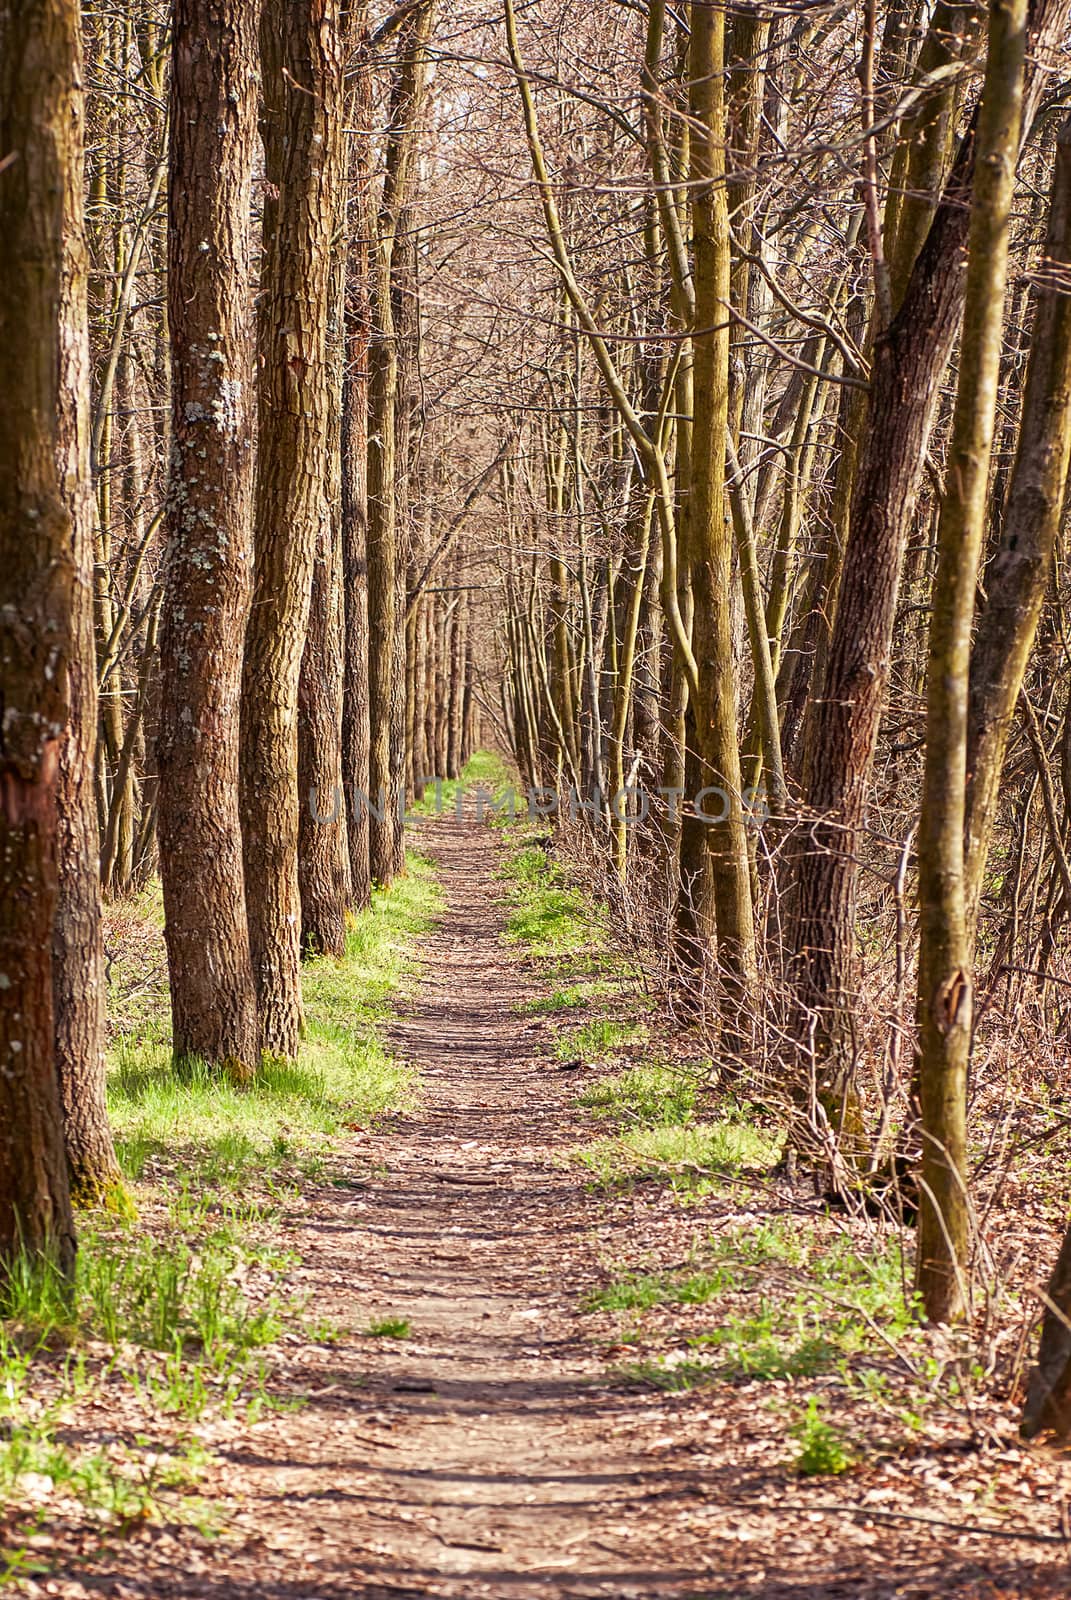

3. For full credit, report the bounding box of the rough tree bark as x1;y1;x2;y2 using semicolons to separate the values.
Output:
240;0;345;1054
158;0;260;1076
366;4;434;887
0;0;80;1275
298;203;351;956
53;0;121;1203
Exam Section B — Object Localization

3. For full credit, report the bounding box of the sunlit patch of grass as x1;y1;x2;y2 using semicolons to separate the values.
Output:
521;985;588;1014
554;1018;642;1065
497;837;603;963
107;852;442;1188
576;1119;781;1192
590;1227;918;1401
584;1266;732;1313
0;1216;288;1525
578;1062;699;1125
612;1355;718;1392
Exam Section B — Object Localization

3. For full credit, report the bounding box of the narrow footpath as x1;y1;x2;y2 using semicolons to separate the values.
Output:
72;818;1071;1600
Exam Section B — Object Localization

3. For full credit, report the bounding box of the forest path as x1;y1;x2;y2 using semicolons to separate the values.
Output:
67;818;1069;1600
162;813;713;1599
231;813;714;1598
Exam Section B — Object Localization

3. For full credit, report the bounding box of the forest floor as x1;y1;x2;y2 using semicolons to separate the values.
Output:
5;792;1071;1597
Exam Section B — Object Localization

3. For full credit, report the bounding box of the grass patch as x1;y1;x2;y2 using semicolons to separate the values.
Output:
408;750;516;820
593;1231;918;1396
585;1266;731;1313
613;1355;718;1393
792;1397;853;1475
497;837;601;961
365;1317;410;1339
554;1018;642;1065
577;1119;780;1193
108;852;442;1188
579;1063;699;1126
0;847;445;1537
0;1220;286;1525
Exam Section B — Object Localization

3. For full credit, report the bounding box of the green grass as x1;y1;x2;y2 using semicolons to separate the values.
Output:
408;750;516;820
577;1118;780;1193
108;852;442;1188
0;1221;286;1525
365;1316;410;1339
578;1062;699;1126
585;1266;732;1313
498;840;599;958
0;849;444;1538
553;1018;642;1065
593;1230;918;1396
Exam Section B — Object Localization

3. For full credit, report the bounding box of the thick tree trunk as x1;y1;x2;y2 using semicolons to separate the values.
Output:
240;0;345;1055
52;4;109;1134
298;509;350;956
0;0;79;1276
53;0;120;1203
158;0;260;1076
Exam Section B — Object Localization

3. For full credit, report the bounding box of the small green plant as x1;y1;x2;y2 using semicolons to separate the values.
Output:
791;1397;852;1475
365;1316;410;1339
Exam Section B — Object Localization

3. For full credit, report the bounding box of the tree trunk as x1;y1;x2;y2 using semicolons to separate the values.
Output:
915;0;1027;1324
366;11;433;886
298;510;350;956
1023;1216;1071;1441
341;18;373;912
685;0;756;1011
965;115;1071;926
0;0;79;1276
53;0;120;1203
298;196;351;956
158;0;260;1076
240;0;345;1055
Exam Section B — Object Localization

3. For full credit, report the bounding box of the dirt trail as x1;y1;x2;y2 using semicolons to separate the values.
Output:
235;815;714;1598
67;817;1071;1600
